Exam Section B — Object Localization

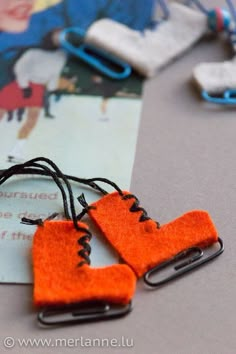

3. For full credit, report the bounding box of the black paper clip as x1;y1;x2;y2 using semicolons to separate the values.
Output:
144;238;224;287
38;301;132;326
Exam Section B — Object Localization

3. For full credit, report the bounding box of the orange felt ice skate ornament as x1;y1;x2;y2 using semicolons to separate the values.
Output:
77;180;224;287
0;158;136;326
32;219;136;326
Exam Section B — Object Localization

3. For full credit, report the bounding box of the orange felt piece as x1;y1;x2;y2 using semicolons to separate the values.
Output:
33;220;136;307
88;191;219;277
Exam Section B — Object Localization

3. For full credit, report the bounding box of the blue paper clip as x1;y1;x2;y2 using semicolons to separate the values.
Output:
59;27;131;80
202;89;236;105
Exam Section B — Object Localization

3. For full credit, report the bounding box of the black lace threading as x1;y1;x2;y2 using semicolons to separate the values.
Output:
20;157;81;230
77;229;92;267
85;177;123;196
121;194;160;228
0;167;108;196
0;159;95;266
0;157;80;230
0;162;71;219
21;212;59;226
122;194;151;222
76;178;160;228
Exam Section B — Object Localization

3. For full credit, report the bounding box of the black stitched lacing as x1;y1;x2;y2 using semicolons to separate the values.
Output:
76;178;160;229
77;232;92;267
121;194;160;228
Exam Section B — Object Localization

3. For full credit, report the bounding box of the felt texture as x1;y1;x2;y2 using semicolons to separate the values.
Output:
193;56;236;93
88;192;219;277
33;220;136;307
85;3;208;77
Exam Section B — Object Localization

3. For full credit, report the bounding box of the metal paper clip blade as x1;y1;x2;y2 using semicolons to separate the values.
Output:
144;238;224;288
202;90;236;104
38;301;132;326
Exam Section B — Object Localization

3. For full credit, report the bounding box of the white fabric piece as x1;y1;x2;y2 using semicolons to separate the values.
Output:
85;2;208;77
193;57;236;93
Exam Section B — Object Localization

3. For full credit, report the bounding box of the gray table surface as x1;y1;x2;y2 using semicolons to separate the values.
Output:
1;1;236;353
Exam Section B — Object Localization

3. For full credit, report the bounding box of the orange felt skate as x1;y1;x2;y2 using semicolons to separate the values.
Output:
78;189;223;287
32;219;136;326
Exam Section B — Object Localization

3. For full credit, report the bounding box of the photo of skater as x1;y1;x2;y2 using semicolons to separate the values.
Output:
0;0;145;283
80;74;142;121
0;0;147;163
0;0;63;162
3;48;67;162
0;0;146;163
59;57;143;119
